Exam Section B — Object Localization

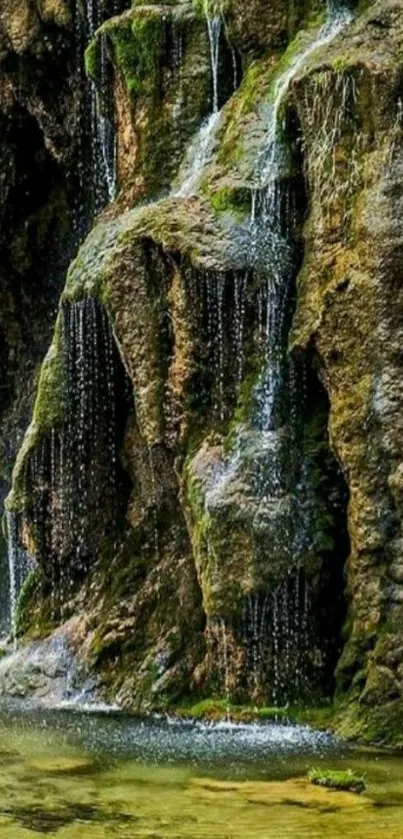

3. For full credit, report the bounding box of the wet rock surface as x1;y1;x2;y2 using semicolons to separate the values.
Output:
3;0;403;746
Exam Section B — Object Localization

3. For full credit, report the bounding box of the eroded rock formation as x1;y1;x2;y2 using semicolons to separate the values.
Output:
2;0;403;745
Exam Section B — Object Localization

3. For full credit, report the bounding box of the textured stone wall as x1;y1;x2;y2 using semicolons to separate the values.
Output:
5;0;403;744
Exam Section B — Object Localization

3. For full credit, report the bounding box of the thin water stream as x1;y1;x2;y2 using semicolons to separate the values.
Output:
173;0;223;196
0;703;401;837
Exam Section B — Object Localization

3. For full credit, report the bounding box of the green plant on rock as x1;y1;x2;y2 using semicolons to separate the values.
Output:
308;768;366;794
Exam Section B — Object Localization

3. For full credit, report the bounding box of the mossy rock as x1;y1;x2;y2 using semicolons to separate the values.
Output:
308;768;366;794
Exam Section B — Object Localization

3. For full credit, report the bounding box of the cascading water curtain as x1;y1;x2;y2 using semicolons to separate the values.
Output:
16;298;128;619
191;267;249;421
60;298;118;570
241;578;312;705
207;1;354;705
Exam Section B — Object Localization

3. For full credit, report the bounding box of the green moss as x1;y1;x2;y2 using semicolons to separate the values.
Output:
332;55;350;73
15;568;43;636
293;704;337;730
173;698;339;726
174;698;290;722
84;37;102;82
32;313;65;432
340;700;403;748
6;312;66;514
288;1;327;36
104;12;163;99
202;183;250;219
216;58;274;171
308;768;366;793
230;358;263;427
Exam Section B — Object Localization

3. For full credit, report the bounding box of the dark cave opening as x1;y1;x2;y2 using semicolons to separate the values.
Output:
296;354;350;700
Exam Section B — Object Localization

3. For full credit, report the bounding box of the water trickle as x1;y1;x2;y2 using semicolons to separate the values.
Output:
216;274;225;420
6;511;34;650
98;36;118;204
230;45;238;93
255;3;353;192
61;298;119;573
173;112;221;198
172;0;224;196
241;575;312;706
220;619;231;719
172;28;184;122
15;298;132;617
147;446;160;559
200;271;230;420
75;1;118;221
205;9;222;114
234;273;246;390
6;512;18;650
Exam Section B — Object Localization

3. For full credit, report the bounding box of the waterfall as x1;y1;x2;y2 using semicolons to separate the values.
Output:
61;298;118;571
201;3;353;704
205;1;222;115
251;3;354;426
172;0;223;196
247;3;352;698
174;112;221;197
10;298;131;618
251;5;354;426
75;0;117;220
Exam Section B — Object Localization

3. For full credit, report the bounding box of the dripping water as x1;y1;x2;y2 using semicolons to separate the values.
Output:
250;2;354;429
6;512;17;651
16;298;131;617
220;619;231;720
205;0;222;115
241;576;312;706
234;272;246;389
6;511;34;650
204;3;353;700
75;0;117;222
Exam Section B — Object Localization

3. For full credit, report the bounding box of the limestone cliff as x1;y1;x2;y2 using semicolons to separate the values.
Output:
2;0;403;745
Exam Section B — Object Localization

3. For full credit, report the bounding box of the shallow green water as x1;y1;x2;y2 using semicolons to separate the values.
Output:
0;702;402;838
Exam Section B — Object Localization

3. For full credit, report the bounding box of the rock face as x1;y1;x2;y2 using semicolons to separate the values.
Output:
0;0;79;623
292;0;403;741
2;0;403;743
